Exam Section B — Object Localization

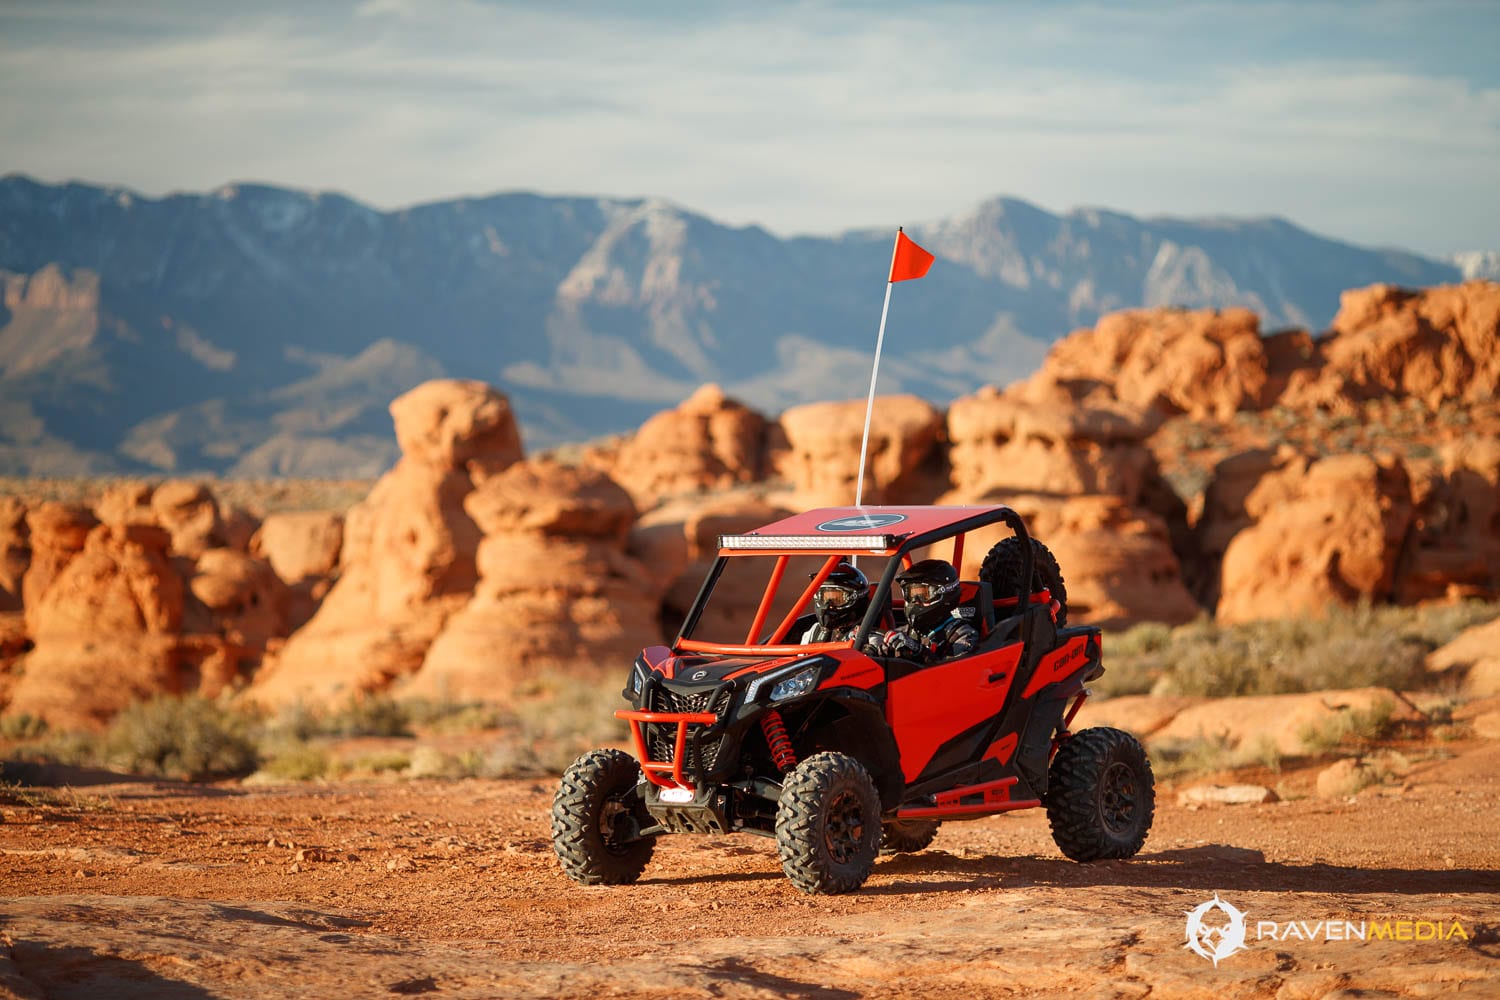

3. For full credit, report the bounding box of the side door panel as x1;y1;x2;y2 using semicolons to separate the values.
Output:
885;644;1022;784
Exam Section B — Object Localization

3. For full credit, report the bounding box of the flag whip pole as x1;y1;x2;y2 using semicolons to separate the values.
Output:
854;229;904;507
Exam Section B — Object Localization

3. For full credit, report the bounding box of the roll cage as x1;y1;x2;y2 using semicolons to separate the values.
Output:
671;505;1035;656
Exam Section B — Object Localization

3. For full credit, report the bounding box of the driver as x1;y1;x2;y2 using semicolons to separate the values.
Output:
801;562;871;643
864;559;977;663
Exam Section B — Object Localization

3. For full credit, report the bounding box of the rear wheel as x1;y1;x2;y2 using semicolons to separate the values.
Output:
1045;727;1154;862
775;752;882;894
552;748;656;885
979;536;1069;627
880;818;940;855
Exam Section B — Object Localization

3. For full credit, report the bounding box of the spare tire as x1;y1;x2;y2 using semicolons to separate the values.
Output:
978;536;1069;628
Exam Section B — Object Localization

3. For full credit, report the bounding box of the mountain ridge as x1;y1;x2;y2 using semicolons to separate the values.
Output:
0;173;1475;476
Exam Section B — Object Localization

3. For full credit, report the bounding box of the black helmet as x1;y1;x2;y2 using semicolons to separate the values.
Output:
813;562;870;630
896;559;961;631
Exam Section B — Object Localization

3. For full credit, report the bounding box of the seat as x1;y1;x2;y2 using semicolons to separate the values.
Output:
956;580;996;636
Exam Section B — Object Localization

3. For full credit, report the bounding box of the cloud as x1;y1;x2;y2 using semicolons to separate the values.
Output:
1;1;1496;254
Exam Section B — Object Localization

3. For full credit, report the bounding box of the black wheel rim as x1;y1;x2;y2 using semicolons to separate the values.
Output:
1098;761;1137;834
824;789;867;864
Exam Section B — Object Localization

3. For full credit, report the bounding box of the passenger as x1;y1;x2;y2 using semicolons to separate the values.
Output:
801;562;871;643
863;559;978;663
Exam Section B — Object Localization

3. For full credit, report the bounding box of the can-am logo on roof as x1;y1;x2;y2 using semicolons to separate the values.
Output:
816;513;908;532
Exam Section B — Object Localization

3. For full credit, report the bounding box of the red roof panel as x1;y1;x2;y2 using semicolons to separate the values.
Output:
745;505;1008;539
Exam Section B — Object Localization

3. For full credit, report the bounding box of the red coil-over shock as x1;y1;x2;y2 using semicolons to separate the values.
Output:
760;710;798;772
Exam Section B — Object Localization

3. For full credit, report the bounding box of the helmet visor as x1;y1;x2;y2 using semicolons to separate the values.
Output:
900;581;942;605
816;584;861;609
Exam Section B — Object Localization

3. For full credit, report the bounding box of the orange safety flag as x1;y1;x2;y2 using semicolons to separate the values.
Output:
888;228;935;283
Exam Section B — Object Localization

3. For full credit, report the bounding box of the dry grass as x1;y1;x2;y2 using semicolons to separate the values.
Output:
1099;600;1500;699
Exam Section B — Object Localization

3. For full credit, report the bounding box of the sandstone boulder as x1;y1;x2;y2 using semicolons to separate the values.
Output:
247;380;521;707
251;512;344;585
946;382;1158;501
0;497;28;612
21;503;99;622
1395;437;1500;602
1188;449;1284;608
6;521;188;728
250;510;345;631
773;396;944;506
1073;695;1208;739
1426;616;1500;698
94;481;156;526
1176;784;1278;806
1216;454;1414;623
389;378;523;478
150;480;227;558
407;459;661;701
1043;306;1270;420
604;384;768;505
1318;281;1500;408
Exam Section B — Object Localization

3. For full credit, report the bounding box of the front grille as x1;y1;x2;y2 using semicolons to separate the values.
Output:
650;686;731;717
645;685;731;773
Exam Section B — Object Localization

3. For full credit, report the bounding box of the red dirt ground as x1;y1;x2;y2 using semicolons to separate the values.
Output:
2;740;1498;999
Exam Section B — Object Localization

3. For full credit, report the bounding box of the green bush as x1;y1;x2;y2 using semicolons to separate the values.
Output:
103;695;259;780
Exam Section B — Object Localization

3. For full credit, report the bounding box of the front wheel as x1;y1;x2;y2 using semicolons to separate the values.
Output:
775;752;882;894
1045;727;1154;862
552;748;656;885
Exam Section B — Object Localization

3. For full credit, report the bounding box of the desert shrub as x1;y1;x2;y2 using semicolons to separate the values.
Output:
102;695;259;780
406;745;490;779
346;750;411;775
403;698;508;734
1298;698;1397;755
1123;601;1500;699
257;742;332;782
1148;734;1237;781
323;695;411;738
0;713;49;741
1095;622;1174;696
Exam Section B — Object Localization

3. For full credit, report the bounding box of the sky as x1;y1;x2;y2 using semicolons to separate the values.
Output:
2;0;1498;257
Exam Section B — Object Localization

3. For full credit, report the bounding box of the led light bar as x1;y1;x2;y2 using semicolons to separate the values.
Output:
718;533;896;551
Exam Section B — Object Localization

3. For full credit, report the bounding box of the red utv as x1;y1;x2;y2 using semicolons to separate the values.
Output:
551;504;1154;894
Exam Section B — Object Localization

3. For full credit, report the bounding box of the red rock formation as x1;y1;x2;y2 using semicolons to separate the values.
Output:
0;497;28;612
150;480;227;558
20;502;97;614
602;384;768;505
7;521;187;728
1044;306;1270;420
1276;281;1500;412
247;380;517;707
947;381;1159;500
773;395;945;506
1396;437;1500;602
1217;454;1414;624
251;512;344;586
408;459;661;700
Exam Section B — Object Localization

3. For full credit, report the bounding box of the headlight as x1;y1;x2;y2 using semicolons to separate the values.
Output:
770;666;820;702
631;663;647;695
